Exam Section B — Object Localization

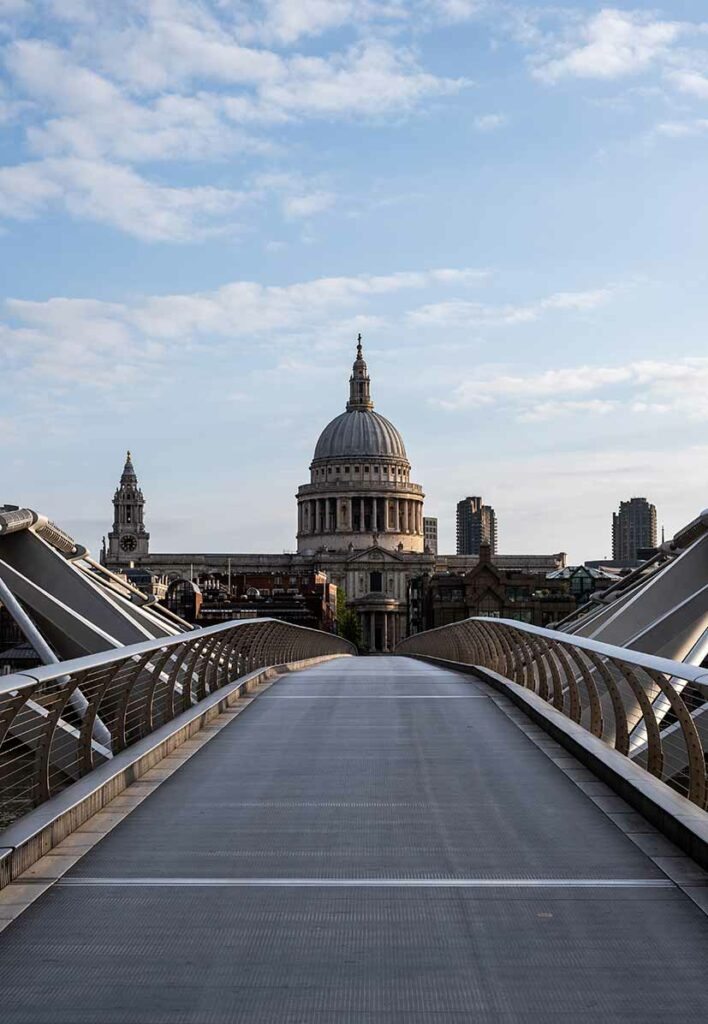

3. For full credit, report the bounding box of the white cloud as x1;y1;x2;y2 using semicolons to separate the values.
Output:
520;399;618;422
255;41;467;119
430;0;485;23
0;158;252;240
654;119;708;138
1;265;487;389
0;15;468;238
5;40;271;162
252;0;395;45
473;112;507;131
282;190;335;218
438;357;708;421
409;286;613;327
534;9;685;83
667;69;708;99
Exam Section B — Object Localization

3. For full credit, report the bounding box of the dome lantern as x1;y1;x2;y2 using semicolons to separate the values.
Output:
347;334;374;412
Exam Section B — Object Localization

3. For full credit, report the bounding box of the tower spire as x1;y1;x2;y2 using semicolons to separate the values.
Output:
347;334;374;412
121;449;137;484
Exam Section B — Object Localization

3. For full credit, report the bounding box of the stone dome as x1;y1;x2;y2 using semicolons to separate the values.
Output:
314;409;407;462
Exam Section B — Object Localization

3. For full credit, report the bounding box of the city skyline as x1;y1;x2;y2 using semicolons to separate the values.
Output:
2;2;707;561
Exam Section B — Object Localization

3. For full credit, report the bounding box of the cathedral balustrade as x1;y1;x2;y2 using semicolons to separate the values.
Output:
298;481;424;496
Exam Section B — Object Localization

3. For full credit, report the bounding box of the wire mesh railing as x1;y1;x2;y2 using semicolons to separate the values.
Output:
0;618;354;830
396;618;708;808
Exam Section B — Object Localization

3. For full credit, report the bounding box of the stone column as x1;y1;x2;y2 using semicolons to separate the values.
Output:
315;500;321;534
383;613;389;652
347;498;353;531
372;497;378;532
360;497;365;531
395;500;400;533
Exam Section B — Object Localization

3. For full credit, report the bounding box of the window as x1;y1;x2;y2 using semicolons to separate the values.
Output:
345;466;350;473
369;571;383;592
374;466;379;473
336;466;340;474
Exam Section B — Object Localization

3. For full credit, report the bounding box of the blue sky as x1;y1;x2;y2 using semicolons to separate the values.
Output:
1;1;707;561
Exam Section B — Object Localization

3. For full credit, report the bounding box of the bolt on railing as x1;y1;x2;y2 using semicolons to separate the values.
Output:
397;618;708;808
0;618;354;830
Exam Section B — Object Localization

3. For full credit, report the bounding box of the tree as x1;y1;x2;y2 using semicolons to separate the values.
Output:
336;588;362;649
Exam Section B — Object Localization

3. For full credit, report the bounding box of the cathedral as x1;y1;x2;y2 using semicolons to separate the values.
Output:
102;340;436;650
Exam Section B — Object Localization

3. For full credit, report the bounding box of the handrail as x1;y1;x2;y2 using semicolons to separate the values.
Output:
0;616;348;693
398;617;708;692
396;617;708;808
0;618;354;830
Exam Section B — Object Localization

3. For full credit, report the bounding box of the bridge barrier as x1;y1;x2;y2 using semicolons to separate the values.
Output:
396;618;708;809
0;618;354;834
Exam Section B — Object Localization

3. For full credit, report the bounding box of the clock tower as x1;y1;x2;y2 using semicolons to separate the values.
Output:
105;451;150;564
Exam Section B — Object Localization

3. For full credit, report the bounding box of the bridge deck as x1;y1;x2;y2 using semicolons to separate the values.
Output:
1;656;708;1021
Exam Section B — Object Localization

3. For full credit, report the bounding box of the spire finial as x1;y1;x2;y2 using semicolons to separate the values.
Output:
356;333;363;358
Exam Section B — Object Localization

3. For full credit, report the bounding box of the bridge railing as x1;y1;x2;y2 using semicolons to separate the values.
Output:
396;618;708;808
0;618;354;829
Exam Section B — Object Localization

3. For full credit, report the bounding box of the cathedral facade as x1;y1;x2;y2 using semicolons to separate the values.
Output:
102;341;435;651
295;339;431;649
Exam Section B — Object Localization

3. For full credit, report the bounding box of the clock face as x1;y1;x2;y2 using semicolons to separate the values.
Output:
120;534;137;552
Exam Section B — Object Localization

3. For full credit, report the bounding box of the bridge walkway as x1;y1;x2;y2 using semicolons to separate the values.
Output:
0;656;707;1021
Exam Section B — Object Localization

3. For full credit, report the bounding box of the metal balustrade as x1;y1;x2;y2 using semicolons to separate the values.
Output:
397;618;708;808
0;618;354;829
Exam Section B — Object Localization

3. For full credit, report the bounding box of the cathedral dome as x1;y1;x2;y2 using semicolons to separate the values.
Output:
314;409;407;461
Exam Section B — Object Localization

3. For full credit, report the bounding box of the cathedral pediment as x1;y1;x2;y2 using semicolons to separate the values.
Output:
346;545;404;564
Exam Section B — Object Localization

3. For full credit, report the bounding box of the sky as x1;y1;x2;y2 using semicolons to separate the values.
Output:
1;0;707;562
